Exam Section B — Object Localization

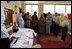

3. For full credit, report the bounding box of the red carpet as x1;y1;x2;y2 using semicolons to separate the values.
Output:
36;32;71;48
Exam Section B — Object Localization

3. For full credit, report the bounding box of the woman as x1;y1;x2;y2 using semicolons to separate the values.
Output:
26;12;32;28
32;11;38;33
17;8;24;28
45;12;52;34
43;13;47;33
53;13;61;37
39;14;45;34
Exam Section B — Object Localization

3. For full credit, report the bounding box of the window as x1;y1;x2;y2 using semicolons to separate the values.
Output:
26;5;31;13
55;5;65;14
66;5;71;14
26;5;38;16
32;5;38;16
44;5;54;14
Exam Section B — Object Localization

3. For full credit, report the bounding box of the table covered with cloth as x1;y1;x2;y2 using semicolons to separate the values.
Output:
10;28;37;48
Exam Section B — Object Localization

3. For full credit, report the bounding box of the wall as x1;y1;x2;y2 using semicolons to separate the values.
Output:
1;1;22;31
39;1;71;4
68;20;71;32
38;3;43;19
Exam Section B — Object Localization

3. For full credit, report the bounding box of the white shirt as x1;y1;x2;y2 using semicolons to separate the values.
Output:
53;16;61;25
60;20;68;27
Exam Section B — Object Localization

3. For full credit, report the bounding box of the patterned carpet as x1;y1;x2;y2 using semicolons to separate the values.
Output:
36;32;71;48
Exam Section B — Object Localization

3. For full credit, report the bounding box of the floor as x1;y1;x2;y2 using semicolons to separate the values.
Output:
36;32;71;48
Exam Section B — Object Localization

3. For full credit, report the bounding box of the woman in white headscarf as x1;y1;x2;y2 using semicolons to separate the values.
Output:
45;12;53;34
16;8;24;28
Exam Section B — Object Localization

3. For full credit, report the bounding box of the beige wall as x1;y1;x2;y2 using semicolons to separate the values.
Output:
1;1;22;22
23;1;71;4
68;20;71;32
39;1;71;4
1;1;22;30
38;3;43;19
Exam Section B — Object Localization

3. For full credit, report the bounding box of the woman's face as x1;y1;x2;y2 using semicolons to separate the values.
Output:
27;12;29;15
48;13;50;16
55;13;58;16
48;12;51;16
34;12;37;15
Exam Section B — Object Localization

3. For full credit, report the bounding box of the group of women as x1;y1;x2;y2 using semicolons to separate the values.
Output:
22;11;68;42
22;11;38;33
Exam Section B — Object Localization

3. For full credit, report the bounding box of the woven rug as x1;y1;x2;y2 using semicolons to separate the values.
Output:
36;32;71;48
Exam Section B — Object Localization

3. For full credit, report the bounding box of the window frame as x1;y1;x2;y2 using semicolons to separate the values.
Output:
55;4;66;14
66;5;71;14
25;4;38;16
43;4;71;14
43;4;55;14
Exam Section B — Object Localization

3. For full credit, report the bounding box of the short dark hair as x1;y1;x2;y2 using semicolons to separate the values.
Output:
34;11;37;13
58;14;60;16
27;12;29;14
48;12;50;14
55;12;57;14
13;26;19;33
13;28;19;33
19;8;22;13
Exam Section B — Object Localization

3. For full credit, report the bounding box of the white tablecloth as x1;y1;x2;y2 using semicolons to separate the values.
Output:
10;28;37;48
